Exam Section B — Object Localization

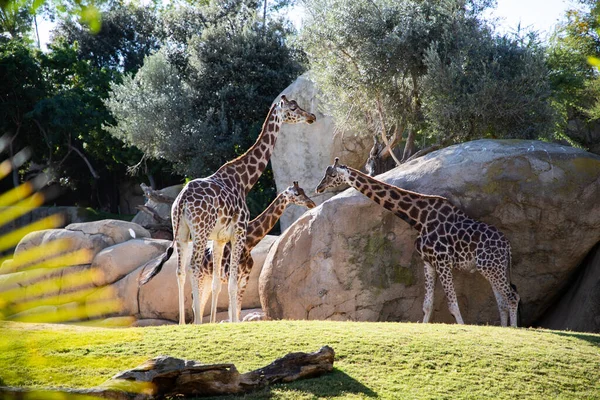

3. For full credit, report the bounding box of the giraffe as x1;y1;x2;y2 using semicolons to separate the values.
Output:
140;96;316;324
315;158;520;327
196;181;316;322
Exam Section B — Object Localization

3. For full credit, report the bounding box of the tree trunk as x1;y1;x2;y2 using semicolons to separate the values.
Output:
402;129;416;162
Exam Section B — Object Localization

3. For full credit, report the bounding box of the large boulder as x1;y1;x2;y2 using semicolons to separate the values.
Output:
91;238;170;287
259;140;600;327
14;220;151;268
1;220;152;322
271;74;372;230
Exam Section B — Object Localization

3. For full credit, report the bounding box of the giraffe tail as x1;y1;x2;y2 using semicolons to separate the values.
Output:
138;244;175;286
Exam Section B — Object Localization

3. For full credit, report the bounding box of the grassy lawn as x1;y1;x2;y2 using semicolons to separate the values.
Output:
0;320;599;399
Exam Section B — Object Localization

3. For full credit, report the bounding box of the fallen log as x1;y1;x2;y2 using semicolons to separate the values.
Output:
0;346;335;399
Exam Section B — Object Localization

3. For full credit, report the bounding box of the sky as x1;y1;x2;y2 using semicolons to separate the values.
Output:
36;0;578;49
483;0;578;39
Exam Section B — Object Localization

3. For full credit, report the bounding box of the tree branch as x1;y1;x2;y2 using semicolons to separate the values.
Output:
69;144;100;179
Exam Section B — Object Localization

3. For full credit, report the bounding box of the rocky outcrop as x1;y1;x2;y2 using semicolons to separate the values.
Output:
271;74;373;230
537;244;600;332
1;219;275;325
259;140;600;327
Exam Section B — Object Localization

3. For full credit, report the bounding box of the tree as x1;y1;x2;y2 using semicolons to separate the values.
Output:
104;49;198;174
546;0;600;154
422;29;554;142
301;0;556;165
52;2;162;74
105;0;303;216
0;39;45;186
0;0;34;40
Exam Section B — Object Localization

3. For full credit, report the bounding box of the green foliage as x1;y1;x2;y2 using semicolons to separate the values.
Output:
423;31;554;141
0;0;34;40
0;1;179;210
1;321;600;399
546;0;600;153
302;0;556;157
104;49;197;171
105;0;303;215
52;3;162;73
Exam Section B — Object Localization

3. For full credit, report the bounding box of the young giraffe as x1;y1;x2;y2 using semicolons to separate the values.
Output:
315;158;520;327
198;181;316;322
140;96;316;324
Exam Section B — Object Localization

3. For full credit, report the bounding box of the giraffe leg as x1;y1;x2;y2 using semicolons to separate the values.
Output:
190;272;202;324
236;274;249;322
228;229;246;323
175;224;191;325
422;262;436;323
491;286;509;327
193;276;211;323
508;285;520;328
435;260;464;324
176;264;187;325
210;241;226;323
477;259;520;327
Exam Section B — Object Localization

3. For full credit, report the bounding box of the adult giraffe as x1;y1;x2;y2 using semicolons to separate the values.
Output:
315;158;520;327
141;96;315;324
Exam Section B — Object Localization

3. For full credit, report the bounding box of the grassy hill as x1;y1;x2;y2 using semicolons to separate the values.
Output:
0;320;599;399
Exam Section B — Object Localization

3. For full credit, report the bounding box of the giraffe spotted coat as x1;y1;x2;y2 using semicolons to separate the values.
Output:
316;158;520;327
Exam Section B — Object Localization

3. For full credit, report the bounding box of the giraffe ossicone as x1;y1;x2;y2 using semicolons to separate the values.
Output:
139;96;316;324
315;159;520;327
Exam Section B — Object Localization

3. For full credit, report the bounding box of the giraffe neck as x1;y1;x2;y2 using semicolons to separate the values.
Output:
245;192;288;250
343;167;444;231
217;104;281;194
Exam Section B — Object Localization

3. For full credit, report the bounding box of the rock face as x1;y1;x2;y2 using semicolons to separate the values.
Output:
271;74;373;230
259;140;600;327
538;244;600;332
1;218;274;326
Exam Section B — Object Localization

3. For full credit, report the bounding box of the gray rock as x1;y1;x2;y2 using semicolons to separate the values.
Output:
259;139;600;327
271;74;373;230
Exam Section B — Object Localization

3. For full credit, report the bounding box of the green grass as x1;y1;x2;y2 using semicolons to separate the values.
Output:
1;320;599;399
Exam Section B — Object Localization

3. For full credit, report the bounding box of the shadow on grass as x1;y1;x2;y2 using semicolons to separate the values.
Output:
542;329;600;347
199;368;377;399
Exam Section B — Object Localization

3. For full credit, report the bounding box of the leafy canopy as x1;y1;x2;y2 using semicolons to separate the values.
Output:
301;0;556;161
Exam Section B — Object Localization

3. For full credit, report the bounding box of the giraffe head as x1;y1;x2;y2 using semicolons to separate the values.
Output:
278;95;316;124
282;181;317;209
315;158;349;193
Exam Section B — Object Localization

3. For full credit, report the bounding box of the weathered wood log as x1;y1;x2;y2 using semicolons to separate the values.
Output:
136;205;170;225
0;346;335;399
140;183;175;205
